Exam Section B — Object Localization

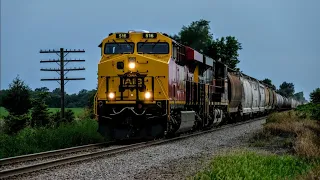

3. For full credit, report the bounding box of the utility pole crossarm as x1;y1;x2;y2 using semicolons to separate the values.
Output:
40;49;85;53
39;47;86;119
40;68;61;71
40;59;85;63
41;78;86;81
64;68;85;71
40;68;85;71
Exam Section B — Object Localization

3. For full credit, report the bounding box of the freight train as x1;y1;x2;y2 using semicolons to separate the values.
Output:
94;30;303;140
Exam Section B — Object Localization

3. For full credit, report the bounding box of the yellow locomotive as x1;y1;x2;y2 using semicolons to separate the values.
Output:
94;30;301;141
95;30;177;140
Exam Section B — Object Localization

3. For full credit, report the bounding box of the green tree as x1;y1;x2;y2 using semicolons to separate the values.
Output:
48;88;62;108
277;82;295;98
2;76;32;134
261;78;276;90
2;75;32;115
208;36;242;70
87;89;97;108
294;91;305;102
310;87;320;104
30;91;51;127
0;89;9;107
173;19;213;53
34;87;49;93
171;19;242;70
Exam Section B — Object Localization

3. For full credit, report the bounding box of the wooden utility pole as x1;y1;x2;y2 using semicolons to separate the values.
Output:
40;48;85;119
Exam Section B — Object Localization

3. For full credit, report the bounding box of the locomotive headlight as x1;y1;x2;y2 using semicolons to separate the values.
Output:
128;62;135;69
128;57;136;69
144;92;151;99
108;92;115;99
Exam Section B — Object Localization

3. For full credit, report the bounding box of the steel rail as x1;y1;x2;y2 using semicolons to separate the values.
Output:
0;116;266;179
0;142;112;166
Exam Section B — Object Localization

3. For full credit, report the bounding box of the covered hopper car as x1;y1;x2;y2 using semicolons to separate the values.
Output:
94;30;303;140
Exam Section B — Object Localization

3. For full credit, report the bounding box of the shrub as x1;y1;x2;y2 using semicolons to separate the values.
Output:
3;114;29;135
295;103;320;121
78;107;96;120
65;109;75;122
50;109;75;127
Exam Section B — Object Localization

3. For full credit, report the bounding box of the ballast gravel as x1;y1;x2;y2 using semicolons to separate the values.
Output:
11;119;266;180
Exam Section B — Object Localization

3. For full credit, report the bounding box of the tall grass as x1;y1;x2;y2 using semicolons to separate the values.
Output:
190;150;317;180
0;119;105;159
255;111;320;158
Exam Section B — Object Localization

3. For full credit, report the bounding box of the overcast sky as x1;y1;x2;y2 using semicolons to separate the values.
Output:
1;0;319;100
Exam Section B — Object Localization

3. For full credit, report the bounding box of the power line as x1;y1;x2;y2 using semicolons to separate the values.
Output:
40;48;85;119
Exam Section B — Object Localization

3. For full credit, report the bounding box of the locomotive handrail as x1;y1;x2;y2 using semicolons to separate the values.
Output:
111;107;146;116
94;93;98;119
155;76;169;99
94;77;106;118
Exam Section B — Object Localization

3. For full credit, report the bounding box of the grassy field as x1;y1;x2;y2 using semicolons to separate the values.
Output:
191;150;318;180
0;107;84;118
190;110;320;179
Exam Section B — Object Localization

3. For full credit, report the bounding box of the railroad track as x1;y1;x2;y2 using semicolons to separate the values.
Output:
0;142;112;166
0;116;266;179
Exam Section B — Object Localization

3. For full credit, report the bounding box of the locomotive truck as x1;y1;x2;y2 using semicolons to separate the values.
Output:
94;30;302;140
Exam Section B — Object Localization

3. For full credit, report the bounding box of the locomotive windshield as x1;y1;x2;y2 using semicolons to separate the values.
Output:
137;42;169;54
104;42;134;54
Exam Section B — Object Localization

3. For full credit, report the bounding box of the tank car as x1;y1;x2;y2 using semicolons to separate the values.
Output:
94;30;302;141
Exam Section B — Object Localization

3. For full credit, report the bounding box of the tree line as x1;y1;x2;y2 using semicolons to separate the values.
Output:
0;75;96;134
261;79;307;102
0;84;96;109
